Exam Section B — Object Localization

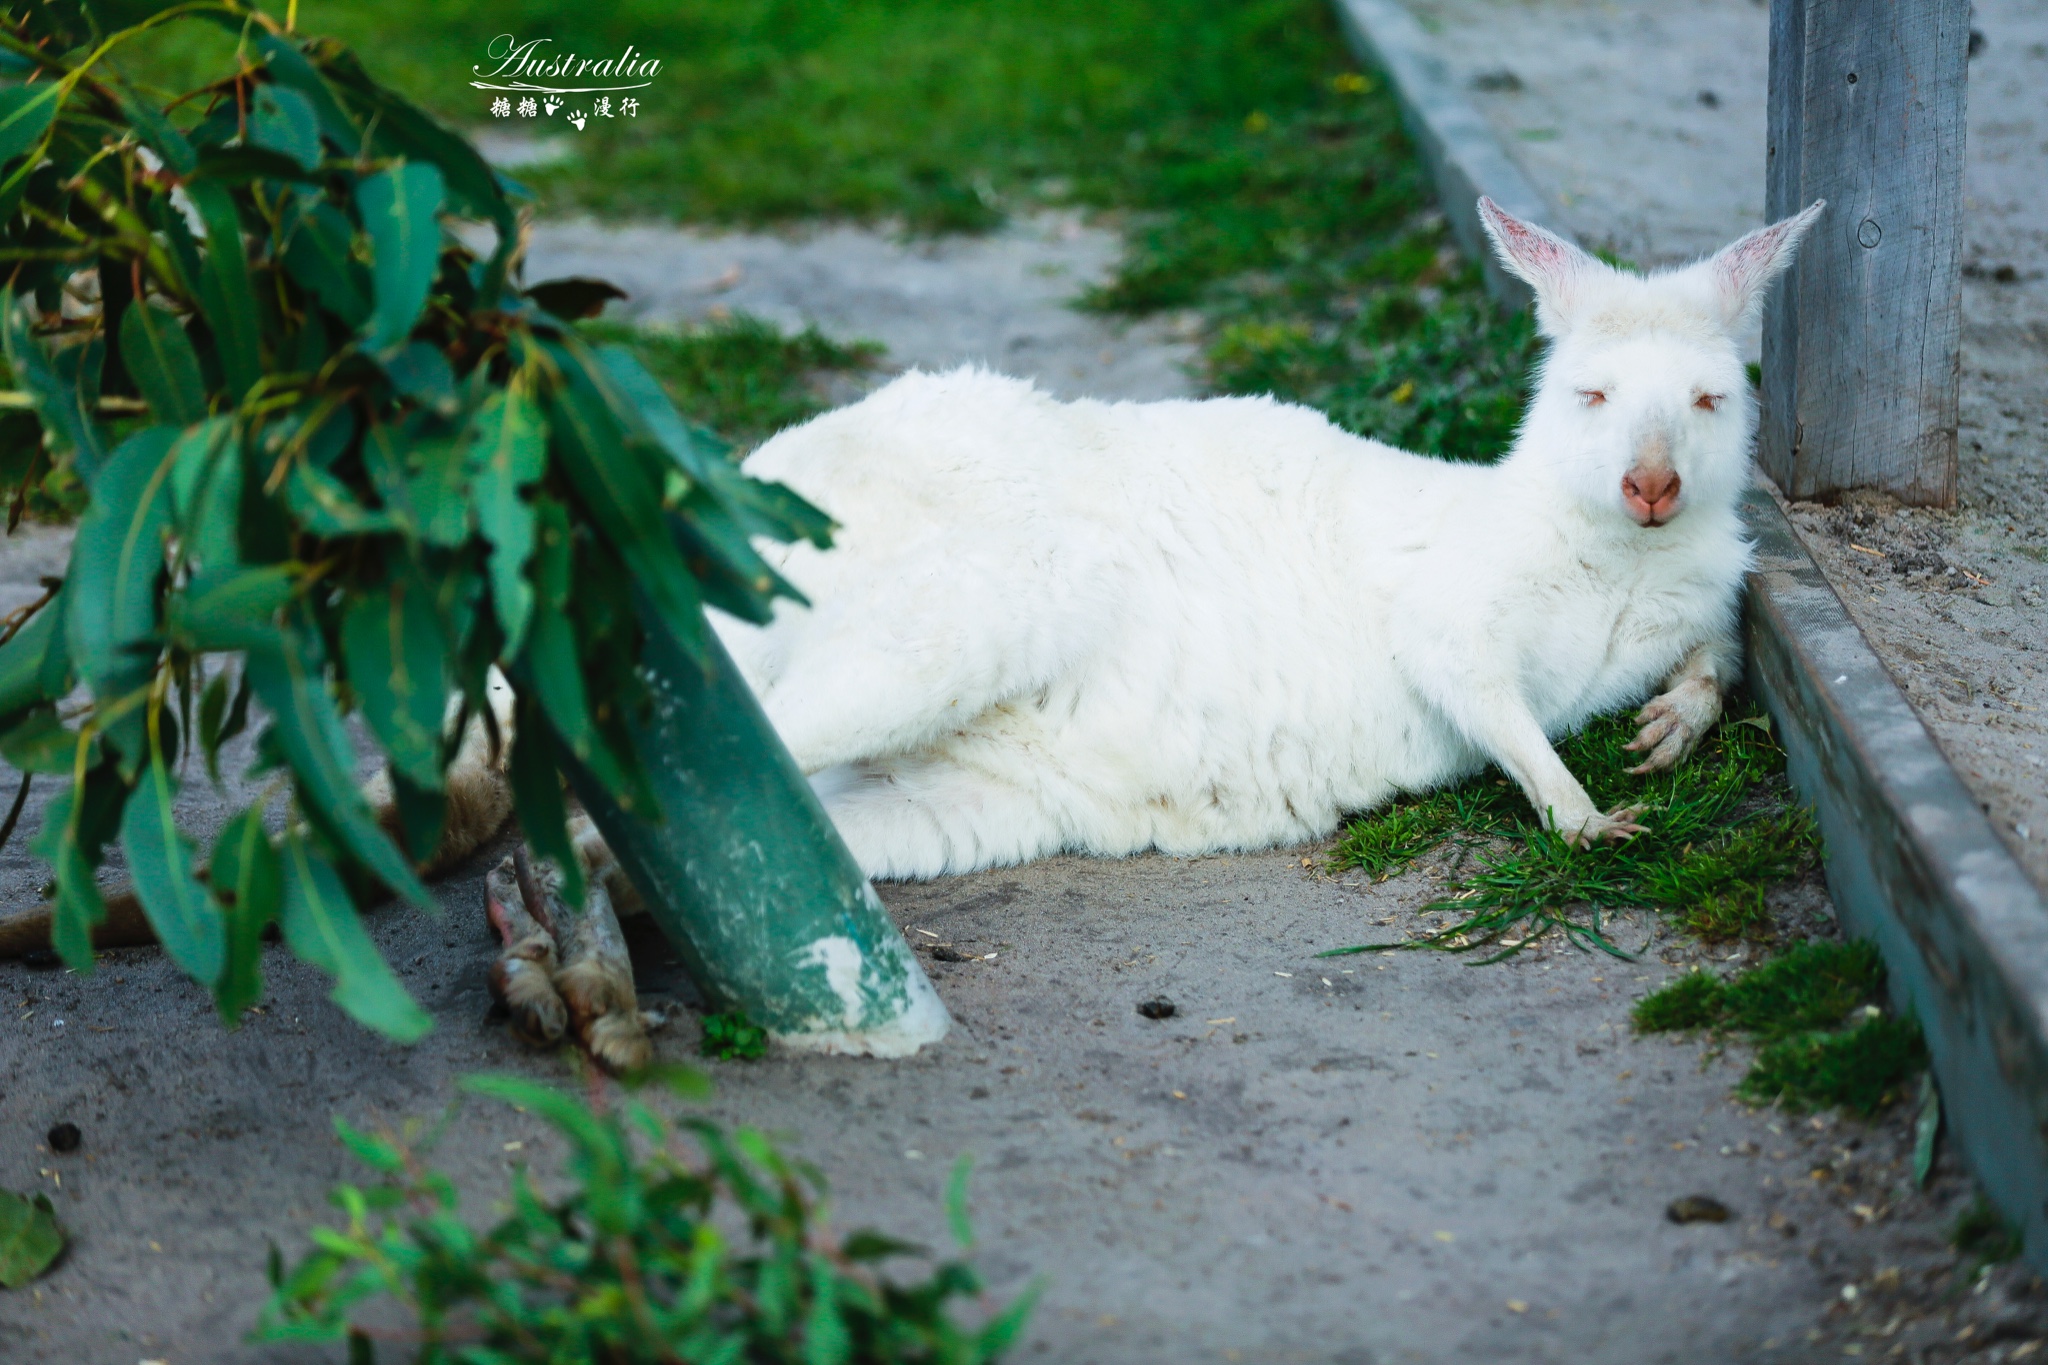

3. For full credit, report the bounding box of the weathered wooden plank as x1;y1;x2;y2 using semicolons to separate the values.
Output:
1759;0;1968;505
1744;486;2048;1274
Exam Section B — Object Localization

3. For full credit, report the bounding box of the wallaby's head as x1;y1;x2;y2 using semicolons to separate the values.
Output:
1478;197;1825;530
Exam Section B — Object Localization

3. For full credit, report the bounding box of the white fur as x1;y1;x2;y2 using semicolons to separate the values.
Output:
711;201;1825;879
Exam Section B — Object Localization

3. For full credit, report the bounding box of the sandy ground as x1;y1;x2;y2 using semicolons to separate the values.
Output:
1402;0;2048;889
4;69;2046;1363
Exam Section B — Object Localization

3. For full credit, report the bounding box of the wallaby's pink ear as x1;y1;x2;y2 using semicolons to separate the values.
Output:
1708;199;1826;328
1476;196;1602;335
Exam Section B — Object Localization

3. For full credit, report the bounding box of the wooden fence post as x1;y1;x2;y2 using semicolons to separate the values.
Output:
1759;0;1969;506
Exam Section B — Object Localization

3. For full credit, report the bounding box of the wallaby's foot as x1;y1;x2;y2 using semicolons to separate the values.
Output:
1624;678;1721;774
485;859;568;1047
1563;804;1650;849
519;853;651;1075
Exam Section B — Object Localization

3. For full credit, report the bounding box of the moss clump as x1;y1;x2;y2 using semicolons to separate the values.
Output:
1634;940;1885;1039
1951;1196;2025;1272
1736;1014;1927;1117
1636;940;1923;1117
1630;969;1724;1033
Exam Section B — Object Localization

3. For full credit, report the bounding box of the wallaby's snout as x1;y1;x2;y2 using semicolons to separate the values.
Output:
1621;424;1682;526
1621;464;1681;526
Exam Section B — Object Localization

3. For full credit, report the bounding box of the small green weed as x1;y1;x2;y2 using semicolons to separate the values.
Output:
701;1009;771;1061
256;1071;1036;1362
1952;1195;2025;1274
581;317;880;449
1635;940;1924;1118
1324;705;1817;958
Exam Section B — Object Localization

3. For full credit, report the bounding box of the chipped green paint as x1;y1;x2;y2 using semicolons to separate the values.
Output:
568;621;948;1057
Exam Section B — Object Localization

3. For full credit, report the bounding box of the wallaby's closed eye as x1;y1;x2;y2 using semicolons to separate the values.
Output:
4;200;1823;1065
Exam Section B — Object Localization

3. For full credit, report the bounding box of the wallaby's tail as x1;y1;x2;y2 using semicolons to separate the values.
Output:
0;892;157;959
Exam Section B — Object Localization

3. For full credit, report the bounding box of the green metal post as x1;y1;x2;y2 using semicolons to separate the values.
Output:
568;618;949;1057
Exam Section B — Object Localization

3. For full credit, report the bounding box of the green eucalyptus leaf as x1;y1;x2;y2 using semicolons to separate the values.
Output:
541;338;711;666
186;181;263;403
168;418;243;570
280;198;372;330
245;632;433;911
119;304;208;426
198;668;230;782
112;78;197;176
2;295;107;480
0;82;62;166
341;581;451;791
167;565;296;654
212;806;282;1022
277;826;432;1042
121;737;227;987
506;695;584;911
465;385;546;652
254;36;361;152
250;84;323;172
0;1189;64;1289
65;426;179;772
0;591;66;721
515;497;631;802
357;161;445;354
283;458;396;536
0;706;95;775
31;762;128;971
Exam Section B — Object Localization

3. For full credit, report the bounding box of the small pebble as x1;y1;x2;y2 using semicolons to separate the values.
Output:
1667;1194;1731;1224
47;1122;81;1154
1136;997;1177;1020
929;946;972;963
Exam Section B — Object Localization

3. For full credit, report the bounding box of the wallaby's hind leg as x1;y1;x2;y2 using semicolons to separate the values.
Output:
485;855;567;1046
815;755;1066;880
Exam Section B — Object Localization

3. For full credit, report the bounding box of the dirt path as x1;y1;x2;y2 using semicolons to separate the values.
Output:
1405;0;2048;889
2;181;2036;1363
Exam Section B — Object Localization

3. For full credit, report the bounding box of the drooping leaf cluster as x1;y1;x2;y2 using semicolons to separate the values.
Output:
0;1;831;1037
257;1070;1038;1363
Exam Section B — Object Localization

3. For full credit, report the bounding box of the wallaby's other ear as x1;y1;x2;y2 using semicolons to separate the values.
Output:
1708;199;1826;329
1477;196;1603;335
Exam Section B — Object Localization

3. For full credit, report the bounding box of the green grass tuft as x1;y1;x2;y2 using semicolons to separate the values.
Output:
1736;1014;1928;1117
699;1010;770;1062
1951;1196;2025;1272
1325;704;1818;958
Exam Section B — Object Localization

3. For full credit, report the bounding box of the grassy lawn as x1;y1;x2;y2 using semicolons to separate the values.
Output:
113;0;1535;461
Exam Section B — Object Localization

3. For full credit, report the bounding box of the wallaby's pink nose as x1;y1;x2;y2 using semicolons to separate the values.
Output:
1621;466;1682;526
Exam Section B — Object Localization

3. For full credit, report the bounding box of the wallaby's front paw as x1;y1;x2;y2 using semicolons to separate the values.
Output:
486;861;568;1046
1624;680;1720;774
1564;804;1650;849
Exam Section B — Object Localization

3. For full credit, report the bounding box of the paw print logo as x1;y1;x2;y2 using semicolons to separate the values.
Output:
542;95;562;116
566;108;587;130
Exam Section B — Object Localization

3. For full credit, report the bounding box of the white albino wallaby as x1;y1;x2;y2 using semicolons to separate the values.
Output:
18;199;1824;1071
361;195;1830;1070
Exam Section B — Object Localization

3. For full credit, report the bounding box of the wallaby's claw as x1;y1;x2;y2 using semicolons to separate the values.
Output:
1566;804;1649;849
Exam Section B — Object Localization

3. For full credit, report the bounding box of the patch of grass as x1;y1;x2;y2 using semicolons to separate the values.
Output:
1325;704;1818;958
699;1009;770;1061
582;316;880;449
1737;1015;1927;1117
107;0;1535;464
1631;940;1885;1039
1952;1196;2026;1274
1635;939;1923;1117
